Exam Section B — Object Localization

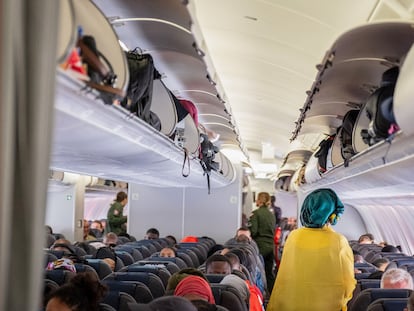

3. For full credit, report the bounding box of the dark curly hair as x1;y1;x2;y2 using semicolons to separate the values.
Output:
46;272;107;311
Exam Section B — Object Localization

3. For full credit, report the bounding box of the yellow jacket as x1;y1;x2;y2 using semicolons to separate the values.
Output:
267;226;355;311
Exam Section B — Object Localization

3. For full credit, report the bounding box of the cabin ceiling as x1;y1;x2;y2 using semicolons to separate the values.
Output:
187;0;414;177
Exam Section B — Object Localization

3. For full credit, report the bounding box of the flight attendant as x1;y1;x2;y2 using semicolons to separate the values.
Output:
267;188;356;311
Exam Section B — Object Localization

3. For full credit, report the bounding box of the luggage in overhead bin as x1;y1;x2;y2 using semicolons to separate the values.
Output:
361;66;400;146
59;0;128;105
121;49;161;131
339;109;359;167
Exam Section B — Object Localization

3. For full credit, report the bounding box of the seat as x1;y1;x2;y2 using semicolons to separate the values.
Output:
355;262;378;273
137;259;181;274
45;269;75;285
115;245;144;262
349;288;412;311
109;272;165;298
348;279;382;310
210;284;248;311
103;279;153;303
99;303;117;311
43;279;59;308
123;264;171;287
102;291;136;311
175;251;193;268
355;273;373;280
44;252;58;267
116;250;135;266
74;263;99;278
86;258;113;279
366;298;409;311
205;274;226;283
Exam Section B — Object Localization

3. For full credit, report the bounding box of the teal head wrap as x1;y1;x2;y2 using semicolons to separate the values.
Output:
300;188;344;228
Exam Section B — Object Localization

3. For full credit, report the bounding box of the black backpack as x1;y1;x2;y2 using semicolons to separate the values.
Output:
361;66;400;146
340;109;359;167
121;49;161;131
314;134;335;174
199;133;219;194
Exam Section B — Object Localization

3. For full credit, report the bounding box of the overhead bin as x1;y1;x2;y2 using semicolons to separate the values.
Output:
51;71;234;188
287;21;414;194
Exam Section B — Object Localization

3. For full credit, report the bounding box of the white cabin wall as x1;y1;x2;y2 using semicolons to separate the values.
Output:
45;177;88;242
45;185;77;242
183;174;242;244
333;204;367;241
128;167;242;244
128;185;185;241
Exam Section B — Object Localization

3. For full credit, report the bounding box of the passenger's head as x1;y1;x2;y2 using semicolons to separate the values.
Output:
160;247;176;258
90;221;103;231
103;232;118;247
236;227;252;241
224;252;241;271
256;192;270;207
220;274;250;303
45;272;107;311
271;195;276;205
205;254;232;275
381;268;414;289
300;188;344;228
358;233;375;244
145;228;160;240
116;191;128;205
165;235;177;245
174;275;215;304
50;239;75;255
372;258;390;272
166;268;208;292
45;225;53;235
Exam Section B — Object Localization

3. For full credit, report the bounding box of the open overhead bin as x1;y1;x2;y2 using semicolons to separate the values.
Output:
51;0;237;188
284;21;414;196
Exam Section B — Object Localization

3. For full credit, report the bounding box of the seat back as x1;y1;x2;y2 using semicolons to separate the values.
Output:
110;272;165;298
210;284;248;311
45;269;75;285
86;258;113;279
103;279;153;303
115;250;135;266
205;274;226;283
99;303;117;311
123;265;171;287
137;259;181;274
349;288;412;311
366;298;409;311
102;291;136;311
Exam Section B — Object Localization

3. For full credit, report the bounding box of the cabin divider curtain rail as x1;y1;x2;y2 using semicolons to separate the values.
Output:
0;0;59;310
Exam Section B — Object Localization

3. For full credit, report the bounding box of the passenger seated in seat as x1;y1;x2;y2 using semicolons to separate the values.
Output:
145;228;160;240
160;247;177;258
358;233;375;244
174;275;217;309
267;188;355;311
45;272;107;311
205;254;232;275
381;268;414;289
368;258;390;279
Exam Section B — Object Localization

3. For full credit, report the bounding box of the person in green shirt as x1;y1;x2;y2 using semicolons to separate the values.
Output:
249;191;276;294
106;191;128;235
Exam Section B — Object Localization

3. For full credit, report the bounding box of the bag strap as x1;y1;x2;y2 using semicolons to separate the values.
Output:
182;148;190;177
77;37;116;85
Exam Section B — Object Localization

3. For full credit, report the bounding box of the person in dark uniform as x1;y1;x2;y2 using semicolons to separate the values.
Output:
249;191;276;294
106;191;128;235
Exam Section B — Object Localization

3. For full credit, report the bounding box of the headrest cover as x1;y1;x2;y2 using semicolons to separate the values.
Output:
300;188;344;228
